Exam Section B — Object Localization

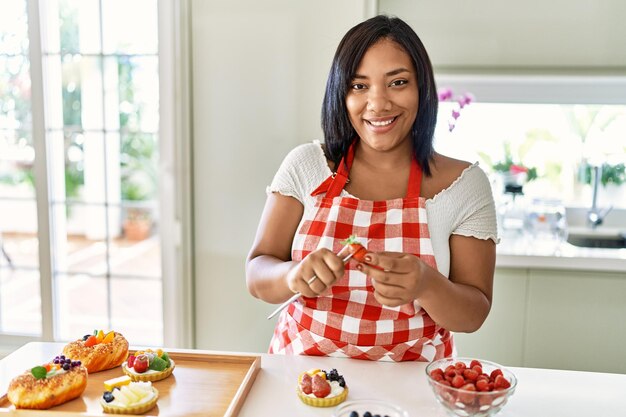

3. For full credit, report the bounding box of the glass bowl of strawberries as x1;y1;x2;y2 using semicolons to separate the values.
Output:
425;357;517;417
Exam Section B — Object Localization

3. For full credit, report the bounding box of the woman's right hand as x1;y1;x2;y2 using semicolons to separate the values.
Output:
286;248;346;297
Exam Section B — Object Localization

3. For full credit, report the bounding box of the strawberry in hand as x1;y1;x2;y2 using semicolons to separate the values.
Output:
341;235;368;262
341;235;383;270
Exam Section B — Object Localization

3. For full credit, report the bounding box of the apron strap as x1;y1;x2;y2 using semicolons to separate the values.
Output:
311;140;423;199
406;158;422;198
311;142;355;198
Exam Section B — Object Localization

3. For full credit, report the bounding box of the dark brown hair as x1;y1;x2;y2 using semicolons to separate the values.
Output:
321;15;438;176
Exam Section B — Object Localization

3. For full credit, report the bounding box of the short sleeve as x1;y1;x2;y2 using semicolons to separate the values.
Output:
266;142;330;205
451;165;499;243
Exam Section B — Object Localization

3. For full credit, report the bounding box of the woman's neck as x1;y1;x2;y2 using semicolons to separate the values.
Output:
353;139;413;172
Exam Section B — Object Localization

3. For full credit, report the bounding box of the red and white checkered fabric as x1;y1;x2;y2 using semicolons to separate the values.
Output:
269;142;453;362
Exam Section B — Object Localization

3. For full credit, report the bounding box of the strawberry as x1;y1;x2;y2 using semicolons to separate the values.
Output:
490;368;503;381
127;355;136;368
476;378;491;392
463;368;479;381
311;374;331;398
133;354;149;373
451;374;465;388
300;373;312;395
84;335;98;347
494;374;511;390
430;368;445;382
342;235;368;262
469;359;482;369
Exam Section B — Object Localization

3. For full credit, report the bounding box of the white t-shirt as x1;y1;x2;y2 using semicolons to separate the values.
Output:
267;141;498;277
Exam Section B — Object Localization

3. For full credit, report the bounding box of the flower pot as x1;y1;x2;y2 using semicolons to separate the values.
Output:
123;218;152;241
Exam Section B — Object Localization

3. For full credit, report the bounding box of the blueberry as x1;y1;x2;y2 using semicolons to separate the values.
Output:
65;359;72;364
53;358;60;364
103;391;114;403
338;376;346;387
374;415;381;417
76;360;81;366
71;361;78;367
327;368;339;381
364;412;373;417
62;363;70;371
350;412;359;417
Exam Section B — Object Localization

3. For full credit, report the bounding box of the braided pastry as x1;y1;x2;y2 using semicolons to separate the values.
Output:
7;361;87;409
63;332;129;373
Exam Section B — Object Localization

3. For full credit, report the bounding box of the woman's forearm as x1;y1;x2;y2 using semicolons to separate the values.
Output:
246;255;297;304
417;265;491;333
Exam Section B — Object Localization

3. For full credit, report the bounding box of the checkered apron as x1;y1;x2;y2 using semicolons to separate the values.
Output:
269;142;453;362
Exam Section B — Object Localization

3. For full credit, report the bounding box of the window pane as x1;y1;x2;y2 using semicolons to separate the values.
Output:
0;130;35;199
58;0;100;54
0;268;41;335
56;273;109;340
102;0;158;54
0;200;39;269
116;56;159;132
434;102;626;208
0;55;31;130
120;132;158;202
52;202;108;275
111;276;162;345
0;0;28;55
113;204;160;278
61;55;105;130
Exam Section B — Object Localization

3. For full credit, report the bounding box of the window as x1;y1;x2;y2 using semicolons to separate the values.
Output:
1;0;163;347
434;76;626;210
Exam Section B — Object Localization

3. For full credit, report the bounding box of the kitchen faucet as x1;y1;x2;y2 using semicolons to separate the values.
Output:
587;165;613;229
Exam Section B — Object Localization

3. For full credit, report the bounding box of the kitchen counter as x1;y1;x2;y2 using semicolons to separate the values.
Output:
496;236;626;272
2;343;625;416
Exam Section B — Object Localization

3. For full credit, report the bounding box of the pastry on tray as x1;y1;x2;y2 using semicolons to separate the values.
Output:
7;355;87;410
297;368;348;407
100;381;158;415
122;349;175;382
63;330;129;373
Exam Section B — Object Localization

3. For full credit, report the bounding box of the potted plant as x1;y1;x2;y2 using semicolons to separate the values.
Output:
120;134;158;241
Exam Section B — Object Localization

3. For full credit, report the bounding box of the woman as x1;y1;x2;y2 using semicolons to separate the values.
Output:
246;15;497;362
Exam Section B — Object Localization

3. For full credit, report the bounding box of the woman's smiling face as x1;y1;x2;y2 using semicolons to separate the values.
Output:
346;38;419;153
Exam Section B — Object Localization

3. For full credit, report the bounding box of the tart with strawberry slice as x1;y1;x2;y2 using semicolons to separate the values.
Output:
297;368;348;407
7;356;87;409
122;349;175;382
100;381;159;415
63;330;129;373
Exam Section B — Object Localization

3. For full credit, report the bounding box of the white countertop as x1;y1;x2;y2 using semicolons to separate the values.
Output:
4;343;622;417
238;353;625;417
496;236;626;272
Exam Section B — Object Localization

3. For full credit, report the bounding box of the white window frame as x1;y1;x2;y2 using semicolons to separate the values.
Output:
435;74;626;106
158;0;195;348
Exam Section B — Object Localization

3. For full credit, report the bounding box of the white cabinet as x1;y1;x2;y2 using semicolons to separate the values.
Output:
525;269;626;374
379;0;626;72
454;267;626;373
454;268;528;366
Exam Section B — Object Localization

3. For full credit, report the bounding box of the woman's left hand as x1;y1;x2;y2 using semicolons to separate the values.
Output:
356;252;427;307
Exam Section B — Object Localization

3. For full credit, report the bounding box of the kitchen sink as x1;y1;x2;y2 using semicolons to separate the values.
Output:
565;207;626;249
567;233;626;249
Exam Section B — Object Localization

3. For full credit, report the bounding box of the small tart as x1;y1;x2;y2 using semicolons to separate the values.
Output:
100;387;159;415
122;359;175;382
296;385;348;407
296;369;348;407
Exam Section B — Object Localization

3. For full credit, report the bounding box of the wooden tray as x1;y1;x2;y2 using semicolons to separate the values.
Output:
0;348;261;417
